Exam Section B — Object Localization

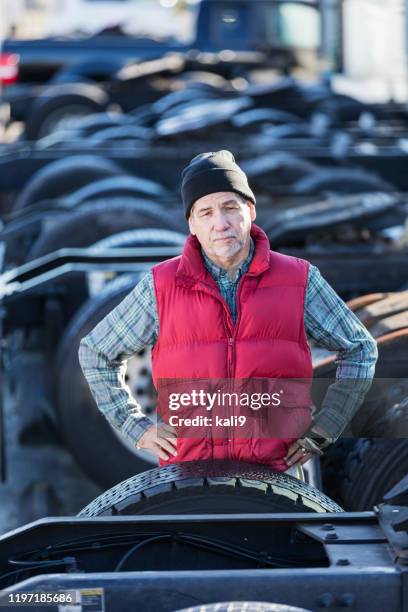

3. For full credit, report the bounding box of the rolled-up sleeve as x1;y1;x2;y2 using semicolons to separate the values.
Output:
78;271;159;446
305;264;378;440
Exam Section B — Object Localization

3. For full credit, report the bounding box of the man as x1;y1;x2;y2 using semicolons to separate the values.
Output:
78;150;378;474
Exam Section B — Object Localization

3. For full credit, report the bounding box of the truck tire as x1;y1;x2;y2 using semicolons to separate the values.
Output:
25;83;109;140
14;156;124;211
152;87;219;116
292;168;394;195
86;125;152;143
337;436;408;511
56;275;158;489
89;228;186;251
317;94;379;122
86;227;186;295
26;198;183;261
232;108;303;129
156;96;251;138
177;604;312;612
64;112;133;137
320;439;356;506
176;70;230;89
78;460;343;517
241;153;316;190
322;400;408;510
66;175;169;207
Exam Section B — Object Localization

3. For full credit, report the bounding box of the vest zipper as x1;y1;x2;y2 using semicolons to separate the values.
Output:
226;335;233;457
226;275;248;457
217;276;251;458
233;275;247;346
230;275;250;456
227;336;233;375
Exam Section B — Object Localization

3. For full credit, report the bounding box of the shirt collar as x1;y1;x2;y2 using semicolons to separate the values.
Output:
201;237;255;282
175;224;270;288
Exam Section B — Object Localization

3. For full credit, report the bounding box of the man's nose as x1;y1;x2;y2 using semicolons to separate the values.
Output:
212;209;229;231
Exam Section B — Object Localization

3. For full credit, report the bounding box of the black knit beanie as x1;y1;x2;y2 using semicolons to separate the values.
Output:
181;150;256;219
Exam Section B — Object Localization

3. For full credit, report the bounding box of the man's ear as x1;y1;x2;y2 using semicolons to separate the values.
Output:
249;202;256;222
188;213;196;236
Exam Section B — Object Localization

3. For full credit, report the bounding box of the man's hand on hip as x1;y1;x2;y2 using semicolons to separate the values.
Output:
136;422;178;461
285;441;315;467
285;432;330;468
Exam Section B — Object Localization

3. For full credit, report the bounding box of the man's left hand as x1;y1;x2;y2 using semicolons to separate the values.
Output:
285;441;315;467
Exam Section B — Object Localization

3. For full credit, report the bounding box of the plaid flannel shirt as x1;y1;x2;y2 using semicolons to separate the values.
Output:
78;239;378;446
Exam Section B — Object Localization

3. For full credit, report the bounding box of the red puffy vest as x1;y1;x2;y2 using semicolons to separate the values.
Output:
151;223;313;470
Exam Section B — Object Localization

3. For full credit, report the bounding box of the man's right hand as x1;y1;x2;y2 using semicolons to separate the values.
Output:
136;422;178;461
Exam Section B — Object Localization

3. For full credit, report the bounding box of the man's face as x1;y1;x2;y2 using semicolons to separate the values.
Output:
188;191;256;263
